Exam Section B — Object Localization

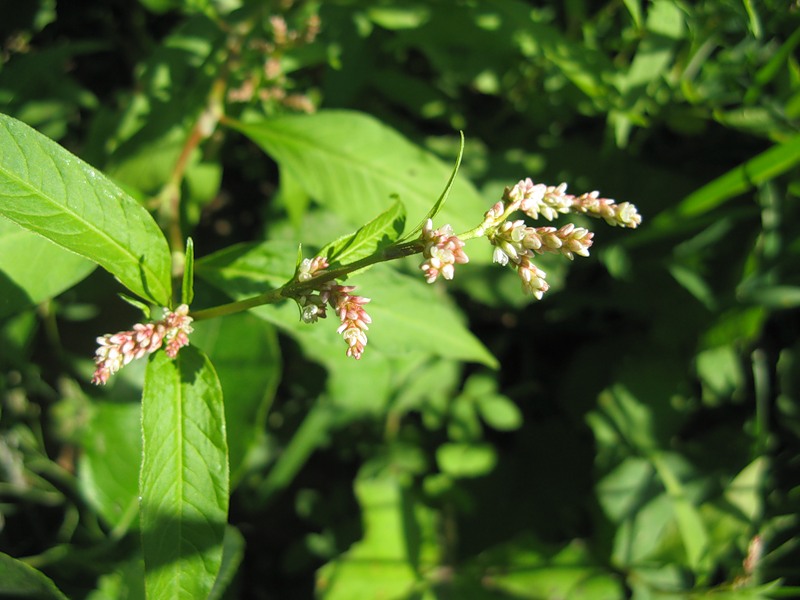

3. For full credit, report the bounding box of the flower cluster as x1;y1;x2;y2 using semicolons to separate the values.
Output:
295;257;372;360
507;177;642;229
419;219;469;283
91;304;194;385
472;178;641;298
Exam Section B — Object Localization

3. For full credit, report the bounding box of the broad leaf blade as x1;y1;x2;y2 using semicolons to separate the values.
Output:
228;111;490;260
195;240;497;368
0;216;95;318
0;113;172;305
319;199;406;266
0;552;69;600
191;311;281;486
140;346;228;600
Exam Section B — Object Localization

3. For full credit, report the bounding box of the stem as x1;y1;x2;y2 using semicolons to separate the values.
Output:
190;240;424;322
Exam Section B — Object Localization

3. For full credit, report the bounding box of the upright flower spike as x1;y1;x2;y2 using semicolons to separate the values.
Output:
91;304;194;385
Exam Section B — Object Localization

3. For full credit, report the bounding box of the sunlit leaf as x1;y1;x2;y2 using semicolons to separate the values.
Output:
140;346;228;600
319;199;406;267
0;113;172;305
228;111;490;259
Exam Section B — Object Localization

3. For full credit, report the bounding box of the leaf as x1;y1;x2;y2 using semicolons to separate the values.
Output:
319;199;406;267
654;134;800;225
191;311;280;486
407;129;464;238
436;442;497;478
208;526;246;600
228;111;490;260
195;240;498;367
0;215;95;319
316;471;439;600
140;346;229;600
0;113;173;305
651;453;710;572
182;237;195;306
0;552;69;600
466;536;623;600
79;399;142;532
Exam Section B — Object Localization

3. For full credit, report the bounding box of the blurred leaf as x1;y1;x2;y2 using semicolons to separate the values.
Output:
654;134;800;224
0;113;172;305
476;393;523;431
0;216;95;318
140;346;228;600
208;526;246;600
366;4;431;29
436;442;497;478
256;402;338;503
191;311;281;485
316;471;439;599
724;457;766;523
228;111;491;257
467;536;623;599
79;400;142;532
695;345;745;405
739;284;800;309
0;552;69;600
277;166;311;232
182;237;195;306
320;199;406;267
651;453;710;573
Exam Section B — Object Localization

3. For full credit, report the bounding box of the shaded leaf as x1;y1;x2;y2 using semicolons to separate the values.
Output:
0;552;69;600
0;216;95;318
140;346;228;600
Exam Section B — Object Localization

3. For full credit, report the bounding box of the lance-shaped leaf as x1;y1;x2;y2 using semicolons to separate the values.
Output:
228;111;490;262
319;199;406;267
0;113;172;305
140;347;229;600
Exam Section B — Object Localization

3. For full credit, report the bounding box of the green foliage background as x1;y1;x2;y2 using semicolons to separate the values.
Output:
2;0;800;598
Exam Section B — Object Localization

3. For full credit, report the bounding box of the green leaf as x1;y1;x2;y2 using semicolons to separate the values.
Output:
195;240;498;367
79;399;142;532
140;346;228;600
436;442;497;478
651;453;710;571
0;113;173;305
228;111;490;260
654;134;800;225
208;526;246;600
319;199;406;267
0;216;95;319
0;552;69;600
316;471;439;600
119;293;153;319
182;237;195;306
406;129;464;238
191;311;280;485
465;536;623;600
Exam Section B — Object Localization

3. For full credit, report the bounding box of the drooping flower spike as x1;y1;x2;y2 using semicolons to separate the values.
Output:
420;177;640;300
91;304;193;385
295;257;372;360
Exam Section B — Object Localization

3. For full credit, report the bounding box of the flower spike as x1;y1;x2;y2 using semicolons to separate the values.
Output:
91;304;194;385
